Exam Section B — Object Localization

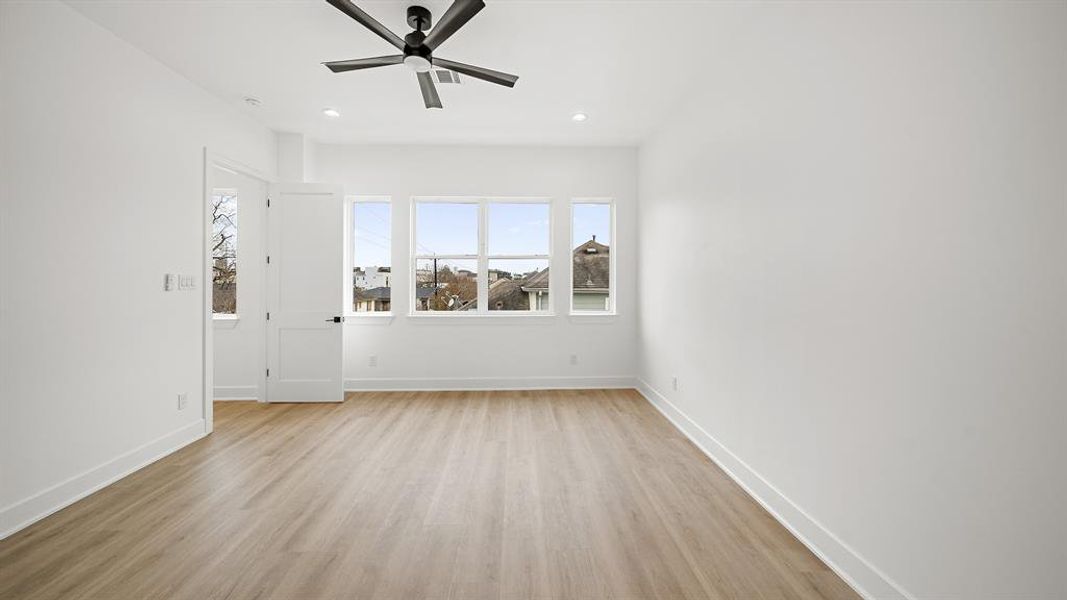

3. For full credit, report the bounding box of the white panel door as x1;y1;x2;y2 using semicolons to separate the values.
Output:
266;183;345;402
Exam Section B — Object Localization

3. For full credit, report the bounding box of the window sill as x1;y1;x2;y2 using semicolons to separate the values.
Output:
407;312;556;325
344;313;395;325
213;315;240;329
568;312;617;323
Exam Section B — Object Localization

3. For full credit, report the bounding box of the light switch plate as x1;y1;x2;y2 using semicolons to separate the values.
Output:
179;275;196;290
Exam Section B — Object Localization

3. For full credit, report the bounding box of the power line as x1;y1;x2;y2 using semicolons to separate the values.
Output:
354;225;391;243
354;237;389;252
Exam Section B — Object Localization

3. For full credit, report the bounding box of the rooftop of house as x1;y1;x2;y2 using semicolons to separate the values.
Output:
356;286;433;300
523;238;609;292
353;266;391;274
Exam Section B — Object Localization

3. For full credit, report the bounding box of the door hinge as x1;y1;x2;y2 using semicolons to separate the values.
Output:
266;312;270;321
266;255;271;264
266;368;270;378
266;197;271;208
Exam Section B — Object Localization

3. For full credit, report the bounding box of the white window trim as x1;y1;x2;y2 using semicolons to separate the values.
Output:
410;196;553;317
345;195;394;318
569;198;617;316
212;314;240;328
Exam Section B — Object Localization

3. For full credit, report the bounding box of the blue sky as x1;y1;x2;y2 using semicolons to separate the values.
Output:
572;203;611;247
353;202;611;273
353;203;392;267
416;203;479;255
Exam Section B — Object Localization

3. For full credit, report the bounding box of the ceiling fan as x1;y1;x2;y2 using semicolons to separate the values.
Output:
322;0;519;109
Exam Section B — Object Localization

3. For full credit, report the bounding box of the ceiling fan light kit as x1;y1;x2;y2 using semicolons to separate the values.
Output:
323;0;519;109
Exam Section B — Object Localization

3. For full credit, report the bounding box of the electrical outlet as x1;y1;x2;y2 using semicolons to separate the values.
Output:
177;393;188;410
672;377;679;391
368;355;378;367
569;354;578;366
178;275;196;290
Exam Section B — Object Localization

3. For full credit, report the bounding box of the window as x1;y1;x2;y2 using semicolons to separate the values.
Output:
211;189;238;315
571;201;614;313
413;199;551;313
413;202;478;312
488;202;550;312
351;199;392;313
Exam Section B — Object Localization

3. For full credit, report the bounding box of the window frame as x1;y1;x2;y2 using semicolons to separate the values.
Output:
410;196;553;317
345;195;394;318
569;198;616;316
211;187;240;319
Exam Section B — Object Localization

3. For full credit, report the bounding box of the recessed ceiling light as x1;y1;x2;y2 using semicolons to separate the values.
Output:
243;96;262;107
323;108;341;118
571;112;588;122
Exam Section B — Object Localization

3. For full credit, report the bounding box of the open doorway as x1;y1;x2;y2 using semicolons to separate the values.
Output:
203;154;269;431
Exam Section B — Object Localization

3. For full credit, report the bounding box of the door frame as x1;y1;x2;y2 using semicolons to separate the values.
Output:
202;149;272;434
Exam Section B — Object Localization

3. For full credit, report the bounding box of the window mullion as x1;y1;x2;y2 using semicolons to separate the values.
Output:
477;199;489;314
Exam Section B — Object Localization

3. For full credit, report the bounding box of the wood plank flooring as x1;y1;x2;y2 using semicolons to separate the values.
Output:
0;390;859;599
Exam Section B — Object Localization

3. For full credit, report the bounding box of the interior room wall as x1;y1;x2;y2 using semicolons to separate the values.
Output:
211;167;268;401
276;132;316;183
314;144;638;390
0;0;277;537
637;2;1066;599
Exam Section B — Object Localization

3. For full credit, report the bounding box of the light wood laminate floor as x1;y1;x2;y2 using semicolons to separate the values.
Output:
0;390;859;599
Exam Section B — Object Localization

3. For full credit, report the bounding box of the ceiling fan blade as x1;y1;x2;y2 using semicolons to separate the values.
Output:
323;55;405;73
417;72;443;109
325;0;405;50
423;0;485;50
433;58;518;88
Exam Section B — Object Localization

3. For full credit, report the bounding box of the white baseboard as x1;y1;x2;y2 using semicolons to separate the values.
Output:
213;385;259;401
345;375;637;392
0;419;207;540
635;379;913;600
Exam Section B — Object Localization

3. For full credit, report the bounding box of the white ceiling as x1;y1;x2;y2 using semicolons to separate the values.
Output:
66;0;735;146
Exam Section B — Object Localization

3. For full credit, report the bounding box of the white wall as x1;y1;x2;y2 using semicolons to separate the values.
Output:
0;0;276;536
277;132;316;183
211;167;268;401
315;145;638;389
637;2;1066;599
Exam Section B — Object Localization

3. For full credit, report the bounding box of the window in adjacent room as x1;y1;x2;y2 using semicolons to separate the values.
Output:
351;199;393;313
571;200;614;313
211;189;238;315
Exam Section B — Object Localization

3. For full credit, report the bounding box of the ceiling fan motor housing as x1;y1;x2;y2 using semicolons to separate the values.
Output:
403;6;433;70
406;5;432;31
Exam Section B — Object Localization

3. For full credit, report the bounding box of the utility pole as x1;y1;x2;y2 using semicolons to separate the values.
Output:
432;256;439;307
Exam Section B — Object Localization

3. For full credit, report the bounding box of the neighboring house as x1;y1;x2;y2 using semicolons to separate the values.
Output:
354;286;390;312
420;239;609;312
521;237;609;311
353;266;391;290
485;278;530;310
459;271;537;312
355;286;436;312
412;287;436;311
